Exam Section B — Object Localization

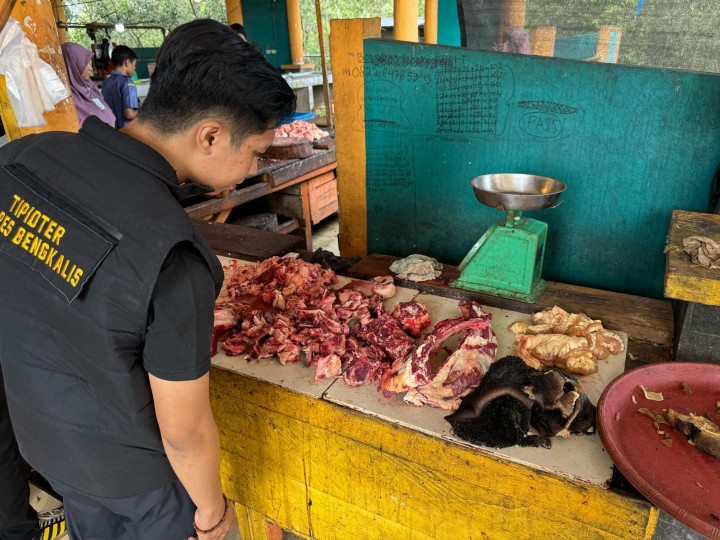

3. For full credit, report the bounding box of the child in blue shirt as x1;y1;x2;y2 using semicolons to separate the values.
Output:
101;45;140;128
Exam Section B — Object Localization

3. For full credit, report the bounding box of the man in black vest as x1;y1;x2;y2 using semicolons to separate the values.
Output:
0;19;295;539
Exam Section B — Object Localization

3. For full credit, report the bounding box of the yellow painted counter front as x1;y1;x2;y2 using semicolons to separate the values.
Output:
210;365;659;539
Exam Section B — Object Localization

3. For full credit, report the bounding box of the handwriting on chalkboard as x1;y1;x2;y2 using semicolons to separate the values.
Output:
364;53;454;71
366;145;414;194
436;63;503;134
517;100;578;114
516;100;579;139
365;80;412;134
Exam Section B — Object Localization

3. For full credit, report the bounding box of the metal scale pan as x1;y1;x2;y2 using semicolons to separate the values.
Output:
471;174;566;212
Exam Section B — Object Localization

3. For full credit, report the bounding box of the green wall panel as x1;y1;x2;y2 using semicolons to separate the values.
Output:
242;0;291;69
438;0;461;47
363;39;720;298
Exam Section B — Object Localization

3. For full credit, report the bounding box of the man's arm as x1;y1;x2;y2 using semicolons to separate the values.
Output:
123;81;140;121
143;245;234;538
149;374;234;538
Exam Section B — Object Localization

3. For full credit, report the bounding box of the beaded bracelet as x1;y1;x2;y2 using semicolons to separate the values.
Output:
193;495;229;535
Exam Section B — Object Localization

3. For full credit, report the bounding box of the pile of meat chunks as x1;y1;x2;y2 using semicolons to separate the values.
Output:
212;257;600;448
212;257;497;410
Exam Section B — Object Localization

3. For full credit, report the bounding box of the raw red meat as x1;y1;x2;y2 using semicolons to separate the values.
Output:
358;314;415;362
214;257;404;380
392;301;431;337
275;120;328;142
404;324;498;410
380;307;494;396
342;345;388;387
211;306;240;356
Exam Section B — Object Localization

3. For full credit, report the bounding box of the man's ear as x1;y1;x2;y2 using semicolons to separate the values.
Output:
196;120;227;155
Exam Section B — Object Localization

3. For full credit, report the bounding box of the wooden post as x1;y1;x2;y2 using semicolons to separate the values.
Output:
0;0;79;139
330;18;381;257
225;0;243;25
1;0;17;30
314;0;333;128
281;0;313;71
530;26;556;57
393;0;418;42
52;0;70;43
424;0;438;44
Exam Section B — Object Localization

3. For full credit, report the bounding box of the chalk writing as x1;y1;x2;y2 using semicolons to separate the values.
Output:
364;54;453;71
341;65;433;86
519;112;562;138
436;64;502;134
518;100;578;114
365;80;412;134
366;145;414;194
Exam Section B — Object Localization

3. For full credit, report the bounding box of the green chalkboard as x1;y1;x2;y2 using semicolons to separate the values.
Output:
363;39;720;299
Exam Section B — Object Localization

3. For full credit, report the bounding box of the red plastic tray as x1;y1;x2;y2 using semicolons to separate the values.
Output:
597;362;720;539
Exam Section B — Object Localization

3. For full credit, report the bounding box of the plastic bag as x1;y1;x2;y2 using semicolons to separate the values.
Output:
0;18;69;127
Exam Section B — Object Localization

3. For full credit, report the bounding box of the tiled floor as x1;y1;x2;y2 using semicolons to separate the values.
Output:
311;213;339;255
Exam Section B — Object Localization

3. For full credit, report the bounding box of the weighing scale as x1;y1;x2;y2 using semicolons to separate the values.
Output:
451;174;566;303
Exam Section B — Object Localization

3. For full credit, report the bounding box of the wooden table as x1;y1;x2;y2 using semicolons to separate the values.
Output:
207;254;700;539
193;220;304;261
185;147;337;251
664;210;720;362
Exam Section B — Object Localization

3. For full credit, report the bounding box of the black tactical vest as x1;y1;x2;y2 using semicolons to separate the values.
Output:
0;121;223;497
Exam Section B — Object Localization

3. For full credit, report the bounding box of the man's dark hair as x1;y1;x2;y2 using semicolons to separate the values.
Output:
139;19;295;144
229;23;248;41
111;45;137;67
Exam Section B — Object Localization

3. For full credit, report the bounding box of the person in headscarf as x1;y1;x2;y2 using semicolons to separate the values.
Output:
61;42;116;127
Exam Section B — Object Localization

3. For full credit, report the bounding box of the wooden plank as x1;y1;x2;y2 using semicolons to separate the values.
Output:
330;18;381;257
185;182;271;219
300;181;312;250
664;210;720;306
193;220;302;261
308;172;338;224
266;150;337;188
273;218;300;235
210;369;660;540
347;254;674;348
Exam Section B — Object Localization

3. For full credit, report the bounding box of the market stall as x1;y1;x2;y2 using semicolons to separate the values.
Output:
206;253;694;539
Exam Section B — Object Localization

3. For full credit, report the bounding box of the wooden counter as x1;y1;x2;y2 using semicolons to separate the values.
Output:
185;147;337;251
207;256;695;539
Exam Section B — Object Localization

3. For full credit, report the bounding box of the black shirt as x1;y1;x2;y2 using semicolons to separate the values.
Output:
145;244;215;381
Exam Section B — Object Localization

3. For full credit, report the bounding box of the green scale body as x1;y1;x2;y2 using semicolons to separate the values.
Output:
451;212;548;303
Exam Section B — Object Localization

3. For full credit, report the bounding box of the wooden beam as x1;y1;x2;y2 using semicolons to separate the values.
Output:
52;0;70;43
329;18;381;257
424;0;438;44
225;0;243;25
394;0;418;42
286;0;305;65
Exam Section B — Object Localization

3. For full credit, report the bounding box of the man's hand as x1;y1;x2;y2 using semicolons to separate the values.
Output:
189;498;237;540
